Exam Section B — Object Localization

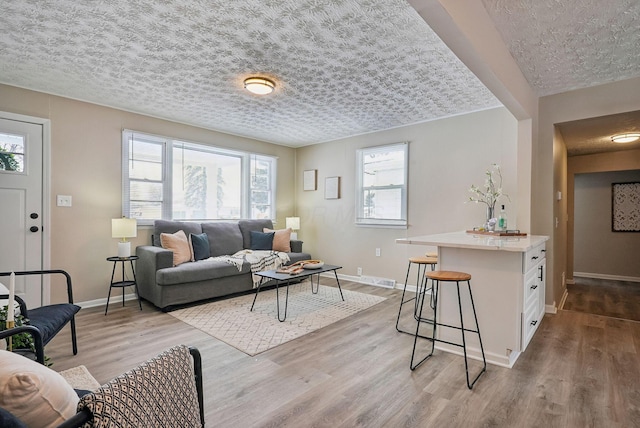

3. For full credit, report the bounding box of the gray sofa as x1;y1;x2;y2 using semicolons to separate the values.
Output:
135;219;311;311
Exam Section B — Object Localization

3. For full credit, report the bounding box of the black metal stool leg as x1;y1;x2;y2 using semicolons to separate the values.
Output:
465;279;487;389
410;277;437;370
456;280;486;389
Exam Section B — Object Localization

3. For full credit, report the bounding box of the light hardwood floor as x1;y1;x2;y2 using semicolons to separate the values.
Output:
563;277;640;322
47;279;640;427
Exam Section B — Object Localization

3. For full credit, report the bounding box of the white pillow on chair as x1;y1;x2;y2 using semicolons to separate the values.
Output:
0;349;78;428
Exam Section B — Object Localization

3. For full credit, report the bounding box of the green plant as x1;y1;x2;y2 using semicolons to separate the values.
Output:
0;305;35;350
467;163;510;211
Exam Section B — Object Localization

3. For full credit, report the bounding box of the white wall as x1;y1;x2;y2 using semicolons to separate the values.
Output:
573;169;640;280
295;107;518;286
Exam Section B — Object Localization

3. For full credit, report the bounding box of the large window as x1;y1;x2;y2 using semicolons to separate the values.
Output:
123;130;276;224
355;142;408;227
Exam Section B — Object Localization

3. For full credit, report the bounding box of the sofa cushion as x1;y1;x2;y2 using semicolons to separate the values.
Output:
201;222;244;257
238;219;274;249
153;220;202;247
263;227;292;252
156;259;251;286
160;230;192;266
250;231;274;250
189;233;210;261
0;349;78;428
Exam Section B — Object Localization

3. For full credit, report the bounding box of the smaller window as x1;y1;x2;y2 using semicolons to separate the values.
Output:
0;132;25;173
355;142;408;227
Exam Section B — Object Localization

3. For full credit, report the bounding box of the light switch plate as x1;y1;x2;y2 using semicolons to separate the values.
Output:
57;195;72;207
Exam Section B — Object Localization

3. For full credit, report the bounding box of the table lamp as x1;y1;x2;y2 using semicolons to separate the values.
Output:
112;217;137;258
286;217;300;240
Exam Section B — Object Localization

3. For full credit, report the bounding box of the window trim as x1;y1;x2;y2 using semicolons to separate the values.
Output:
355;142;409;228
122;129;277;225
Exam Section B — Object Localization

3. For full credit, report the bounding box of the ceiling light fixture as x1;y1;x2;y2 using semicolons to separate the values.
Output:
611;133;640;144
243;77;275;95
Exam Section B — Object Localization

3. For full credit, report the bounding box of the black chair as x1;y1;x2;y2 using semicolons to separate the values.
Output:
0;270;80;355
0;324;45;364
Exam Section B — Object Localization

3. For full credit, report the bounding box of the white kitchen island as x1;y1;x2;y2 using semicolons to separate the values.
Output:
396;231;549;368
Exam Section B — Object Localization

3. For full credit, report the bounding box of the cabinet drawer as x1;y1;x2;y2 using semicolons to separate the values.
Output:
522;301;541;351
524;269;541;310
523;243;546;274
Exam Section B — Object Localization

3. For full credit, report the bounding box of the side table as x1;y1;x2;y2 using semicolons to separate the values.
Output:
106;256;142;315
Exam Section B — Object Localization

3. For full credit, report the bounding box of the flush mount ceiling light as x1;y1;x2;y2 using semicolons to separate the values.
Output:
243;77;275;95
611;133;640;143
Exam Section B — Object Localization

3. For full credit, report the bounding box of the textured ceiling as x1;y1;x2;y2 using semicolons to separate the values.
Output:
0;0;500;147
557;110;640;157
482;0;640;97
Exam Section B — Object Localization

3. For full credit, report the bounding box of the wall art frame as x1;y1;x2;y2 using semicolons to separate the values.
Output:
325;176;340;199
612;181;640;232
303;169;317;191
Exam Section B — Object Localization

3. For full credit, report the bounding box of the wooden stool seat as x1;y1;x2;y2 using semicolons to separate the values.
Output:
408;256;438;265
425;252;438;258
426;271;471;282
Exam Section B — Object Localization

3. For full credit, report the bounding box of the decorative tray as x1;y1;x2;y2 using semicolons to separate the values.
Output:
465;230;527;237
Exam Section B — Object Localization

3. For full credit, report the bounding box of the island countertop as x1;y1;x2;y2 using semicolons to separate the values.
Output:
396;231;549;253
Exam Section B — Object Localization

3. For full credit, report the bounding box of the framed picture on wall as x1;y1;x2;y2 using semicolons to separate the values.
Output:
325;176;340;199
303;169;317;191
612;182;640;232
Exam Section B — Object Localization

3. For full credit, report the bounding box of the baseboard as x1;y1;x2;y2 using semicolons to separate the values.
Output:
77;293;139;309
566;278;575;285
558;288;569;310
329;272;422;292
545;303;558;314
573;272;640;283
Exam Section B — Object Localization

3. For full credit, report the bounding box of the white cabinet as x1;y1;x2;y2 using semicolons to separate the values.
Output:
397;232;549;368
521;243;545;351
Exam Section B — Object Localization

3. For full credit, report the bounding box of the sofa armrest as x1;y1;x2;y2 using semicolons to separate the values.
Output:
290;239;303;253
136;245;174;270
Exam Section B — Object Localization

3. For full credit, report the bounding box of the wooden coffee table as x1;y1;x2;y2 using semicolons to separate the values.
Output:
251;264;344;322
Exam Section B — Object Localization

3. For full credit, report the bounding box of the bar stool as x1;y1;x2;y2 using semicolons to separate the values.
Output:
410;270;486;390
395;256;438;335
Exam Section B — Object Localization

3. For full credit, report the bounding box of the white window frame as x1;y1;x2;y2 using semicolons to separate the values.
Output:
355;142;408;228
122;130;277;225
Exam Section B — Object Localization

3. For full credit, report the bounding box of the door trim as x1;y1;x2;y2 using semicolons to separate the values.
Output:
0;111;51;305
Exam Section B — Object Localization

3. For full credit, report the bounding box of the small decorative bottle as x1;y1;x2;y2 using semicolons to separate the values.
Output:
498;205;507;231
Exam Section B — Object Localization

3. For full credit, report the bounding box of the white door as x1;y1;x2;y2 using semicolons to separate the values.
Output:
0;118;43;308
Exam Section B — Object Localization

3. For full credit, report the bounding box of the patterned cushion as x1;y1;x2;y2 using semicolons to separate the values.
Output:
77;345;201;428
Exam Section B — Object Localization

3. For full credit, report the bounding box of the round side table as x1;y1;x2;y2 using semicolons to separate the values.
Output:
106;256;142;315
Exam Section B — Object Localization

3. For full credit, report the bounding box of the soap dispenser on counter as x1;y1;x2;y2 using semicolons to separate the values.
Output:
498;205;508;231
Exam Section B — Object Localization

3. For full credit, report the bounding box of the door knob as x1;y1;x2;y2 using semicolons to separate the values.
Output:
30;226;39;232
30;213;39;219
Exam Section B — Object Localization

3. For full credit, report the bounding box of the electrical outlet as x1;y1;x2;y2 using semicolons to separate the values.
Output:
357;267;362;276
57;195;72;207
375;248;381;257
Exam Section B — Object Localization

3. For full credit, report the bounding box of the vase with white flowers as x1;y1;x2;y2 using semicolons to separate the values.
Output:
468;164;509;231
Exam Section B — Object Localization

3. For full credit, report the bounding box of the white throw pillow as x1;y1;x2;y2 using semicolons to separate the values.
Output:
0;349;78;428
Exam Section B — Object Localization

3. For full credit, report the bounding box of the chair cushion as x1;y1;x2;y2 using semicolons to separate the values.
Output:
160;230;192;266
77;345;202;428
250;231;274;250
27;303;80;345
0;349;78;428
0;407;27;428
189;233;210;261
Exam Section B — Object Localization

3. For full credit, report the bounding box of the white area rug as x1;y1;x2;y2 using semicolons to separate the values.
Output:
169;284;386;356
59;365;101;391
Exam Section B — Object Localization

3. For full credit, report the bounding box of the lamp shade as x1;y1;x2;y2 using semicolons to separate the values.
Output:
286;217;300;231
112;218;137;239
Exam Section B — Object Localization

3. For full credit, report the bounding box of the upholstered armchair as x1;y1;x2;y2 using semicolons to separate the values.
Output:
0;269;80;355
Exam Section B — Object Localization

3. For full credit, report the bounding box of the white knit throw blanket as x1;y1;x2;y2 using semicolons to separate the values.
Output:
207;250;290;287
